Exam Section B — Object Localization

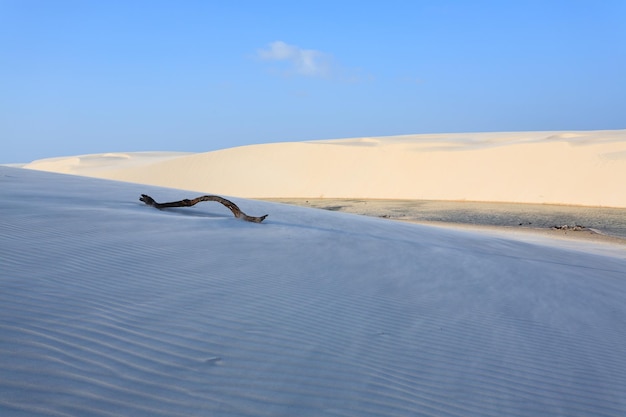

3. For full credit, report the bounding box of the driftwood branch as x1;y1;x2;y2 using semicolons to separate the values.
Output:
139;194;268;223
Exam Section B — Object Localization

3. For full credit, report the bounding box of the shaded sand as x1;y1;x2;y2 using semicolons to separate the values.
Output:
2;166;626;416
23;129;626;207
266;198;626;246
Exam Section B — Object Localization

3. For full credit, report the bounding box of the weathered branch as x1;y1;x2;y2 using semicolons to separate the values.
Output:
139;194;268;223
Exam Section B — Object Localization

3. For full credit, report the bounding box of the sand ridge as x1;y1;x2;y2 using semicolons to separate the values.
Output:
23;129;626;207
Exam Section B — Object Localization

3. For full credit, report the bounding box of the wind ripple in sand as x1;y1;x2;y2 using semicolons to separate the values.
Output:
1;167;626;416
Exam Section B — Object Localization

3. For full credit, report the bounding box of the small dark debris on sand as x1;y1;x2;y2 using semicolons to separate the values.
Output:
551;224;589;232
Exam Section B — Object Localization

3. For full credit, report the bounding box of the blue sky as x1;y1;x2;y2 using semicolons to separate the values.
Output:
1;1;625;163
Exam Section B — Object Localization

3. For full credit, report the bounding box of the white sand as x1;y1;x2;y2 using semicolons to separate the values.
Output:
24;129;626;207
2;166;626;416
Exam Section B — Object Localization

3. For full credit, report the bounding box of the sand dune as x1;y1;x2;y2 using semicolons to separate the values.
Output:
24;130;626;207
2;166;626;416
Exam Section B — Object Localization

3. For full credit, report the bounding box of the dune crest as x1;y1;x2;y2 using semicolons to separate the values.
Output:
24;130;626;207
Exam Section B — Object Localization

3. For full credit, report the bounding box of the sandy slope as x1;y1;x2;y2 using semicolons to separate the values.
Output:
1;166;626;416
23;130;626;207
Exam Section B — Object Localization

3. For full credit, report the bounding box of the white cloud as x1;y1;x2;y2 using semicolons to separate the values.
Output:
257;41;331;77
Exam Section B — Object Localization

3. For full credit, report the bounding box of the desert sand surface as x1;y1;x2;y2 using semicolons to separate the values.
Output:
24;129;626;207
2;166;626;416
4;130;626;415
267;198;626;245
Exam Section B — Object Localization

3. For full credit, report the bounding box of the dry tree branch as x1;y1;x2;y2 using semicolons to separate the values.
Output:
139;194;268;223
